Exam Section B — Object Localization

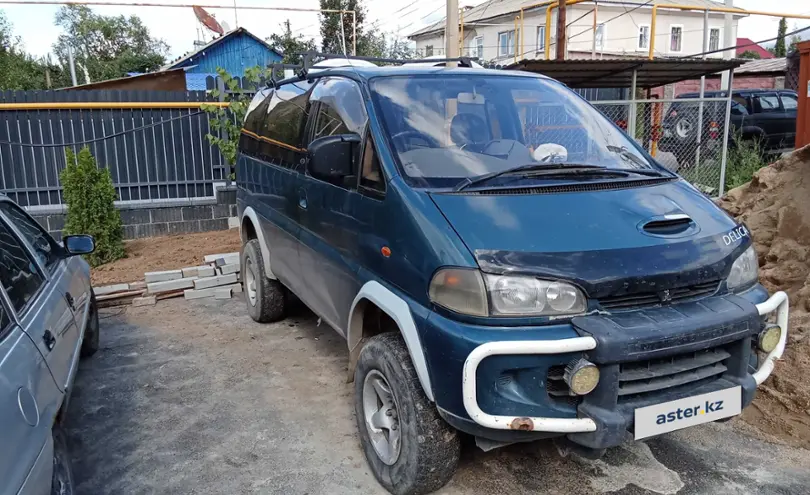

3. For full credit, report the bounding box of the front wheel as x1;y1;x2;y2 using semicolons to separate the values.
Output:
80;293;99;358
354;333;460;495
241;239;286;323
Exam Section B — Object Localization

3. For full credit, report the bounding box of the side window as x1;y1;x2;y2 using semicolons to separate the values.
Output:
310;78;368;142
0;202;62;272
0;300;10;338
255;81;312;169
360;134;385;194
732;95;749;113
781;94;798;110
0;219;45;313
754;94;780;113
731;101;749;116
240;88;273;159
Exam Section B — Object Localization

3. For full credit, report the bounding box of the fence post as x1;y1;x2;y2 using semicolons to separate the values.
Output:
628;69;638;140
718;69;734;197
694;9;709;172
217;76;231;187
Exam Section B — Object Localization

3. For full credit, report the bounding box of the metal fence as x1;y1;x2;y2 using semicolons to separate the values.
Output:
0;89;229;209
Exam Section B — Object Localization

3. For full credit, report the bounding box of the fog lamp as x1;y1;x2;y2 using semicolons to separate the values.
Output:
563;359;600;396
758;324;782;353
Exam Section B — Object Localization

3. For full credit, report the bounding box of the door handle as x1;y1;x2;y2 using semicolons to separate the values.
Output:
65;292;75;311
43;329;56;351
298;188;308;210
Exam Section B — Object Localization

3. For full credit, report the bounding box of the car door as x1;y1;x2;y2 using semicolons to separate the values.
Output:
296;77;371;333
779;92;798;148
750;92;785;149
0;296;62;495
0;205;79;392
243;81;312;293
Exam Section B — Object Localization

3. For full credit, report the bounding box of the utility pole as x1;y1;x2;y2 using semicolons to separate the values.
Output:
720;0;734;89
446;0;459;62
67;45;78;87
556;0;567;60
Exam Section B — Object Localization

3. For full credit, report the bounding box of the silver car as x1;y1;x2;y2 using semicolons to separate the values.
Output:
0;195;98;495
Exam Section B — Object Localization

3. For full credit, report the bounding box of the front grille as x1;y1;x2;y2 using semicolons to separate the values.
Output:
617;347;730;399
546;365;579;406
598;280;720;310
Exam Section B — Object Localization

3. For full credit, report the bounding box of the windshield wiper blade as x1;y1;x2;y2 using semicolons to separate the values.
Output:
605;145;667;175
454;163;608;192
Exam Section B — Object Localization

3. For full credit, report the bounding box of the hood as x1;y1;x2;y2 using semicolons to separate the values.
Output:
429;179;750;298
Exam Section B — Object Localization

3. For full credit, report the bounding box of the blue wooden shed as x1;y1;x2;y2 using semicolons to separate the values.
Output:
165;27;283;90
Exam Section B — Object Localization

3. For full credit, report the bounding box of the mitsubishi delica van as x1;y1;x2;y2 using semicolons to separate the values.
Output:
235;59;790;495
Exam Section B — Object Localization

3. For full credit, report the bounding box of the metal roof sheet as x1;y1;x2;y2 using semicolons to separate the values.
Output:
734;57;786;74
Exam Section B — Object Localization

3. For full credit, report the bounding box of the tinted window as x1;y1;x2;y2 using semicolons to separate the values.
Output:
781;94;798;110
360;134;385;193
0;299;10;337
731;101;749;116
310;78;368;141
0;220;45;313
261;81;312;149
755;94;780;112
0;202;61;272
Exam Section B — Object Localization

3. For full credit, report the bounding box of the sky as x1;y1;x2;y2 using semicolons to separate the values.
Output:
3;0;810;61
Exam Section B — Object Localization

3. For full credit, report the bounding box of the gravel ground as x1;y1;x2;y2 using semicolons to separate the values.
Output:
65;296;810;495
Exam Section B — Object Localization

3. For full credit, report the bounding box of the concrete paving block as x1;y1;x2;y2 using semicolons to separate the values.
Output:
147;277;196;294
128;281;147;290
219;263;240;275
224;283;243;294
183;265;215;278
145;270;183;283
214;288;232;300
183;287;218;300
194;273;238;290
203;252;239;264
132;296;157;307
95;283;130;296
228;216;239;229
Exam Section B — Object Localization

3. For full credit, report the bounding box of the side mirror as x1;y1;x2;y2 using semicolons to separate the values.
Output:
63;235;96;256
307;134;360;180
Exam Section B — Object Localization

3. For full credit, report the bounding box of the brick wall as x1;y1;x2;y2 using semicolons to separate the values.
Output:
650;74;783;99
33;186;237;241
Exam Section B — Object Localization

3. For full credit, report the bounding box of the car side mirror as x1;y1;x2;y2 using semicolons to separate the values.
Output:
307;134;360;181
63;235;96;256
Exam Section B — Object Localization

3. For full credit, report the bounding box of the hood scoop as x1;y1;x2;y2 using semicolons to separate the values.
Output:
640;214;698;237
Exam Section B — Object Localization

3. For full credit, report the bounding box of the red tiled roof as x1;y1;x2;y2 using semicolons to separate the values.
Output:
736;38;775;59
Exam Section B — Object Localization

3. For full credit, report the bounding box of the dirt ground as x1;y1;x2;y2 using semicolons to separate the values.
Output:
66;297;810;495
91;229;241;286
718;145;810;450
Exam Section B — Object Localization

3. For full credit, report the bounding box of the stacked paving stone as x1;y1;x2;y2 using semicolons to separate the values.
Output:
94;252;242;307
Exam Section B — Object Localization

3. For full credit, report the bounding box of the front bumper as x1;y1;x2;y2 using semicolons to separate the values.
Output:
459;291;789;441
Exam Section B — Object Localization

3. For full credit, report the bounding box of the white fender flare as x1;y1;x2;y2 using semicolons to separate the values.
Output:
347;281;435;402
240;206;277;279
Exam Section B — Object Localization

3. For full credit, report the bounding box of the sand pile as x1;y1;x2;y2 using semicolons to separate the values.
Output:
718;145;810;449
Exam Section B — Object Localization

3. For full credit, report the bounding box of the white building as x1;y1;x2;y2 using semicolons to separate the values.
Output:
408;0;746;64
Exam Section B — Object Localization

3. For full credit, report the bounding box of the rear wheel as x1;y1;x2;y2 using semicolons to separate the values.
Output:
354;333;460;495
80;293;99;358
241;239;285;323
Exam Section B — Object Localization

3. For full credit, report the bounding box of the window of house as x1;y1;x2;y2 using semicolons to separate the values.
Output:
498;30;515;57
709;28;721;52
360;133;385;193
670;25;683;53
0;220;45;314
637;25;650;50
595;23;606;50
781;94;798;110
425;45;434;56
472;36;484;59
0;202;61;273
537;26;546;52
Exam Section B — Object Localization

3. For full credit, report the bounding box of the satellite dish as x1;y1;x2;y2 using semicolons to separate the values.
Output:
193;6;224;35
220;21;231;32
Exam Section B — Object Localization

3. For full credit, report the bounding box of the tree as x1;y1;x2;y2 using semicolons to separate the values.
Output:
318;0;383;57
0;12;59;90
53;5;168;84
267;20;317;64
739;50;761;60
773;17;787;57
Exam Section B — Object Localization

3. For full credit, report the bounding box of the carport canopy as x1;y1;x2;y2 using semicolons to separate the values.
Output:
505;58;746;89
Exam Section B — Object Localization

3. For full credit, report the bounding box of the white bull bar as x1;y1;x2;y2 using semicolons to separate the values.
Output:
461;291;790;432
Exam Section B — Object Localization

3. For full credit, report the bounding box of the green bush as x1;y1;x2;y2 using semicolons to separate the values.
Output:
60;146;125;266
724;133;768;191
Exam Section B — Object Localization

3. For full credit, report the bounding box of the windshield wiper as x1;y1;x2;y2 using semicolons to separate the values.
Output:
605;145;668;174
454;163;609;192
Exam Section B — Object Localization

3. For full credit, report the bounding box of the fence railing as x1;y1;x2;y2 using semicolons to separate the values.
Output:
0;89;229;209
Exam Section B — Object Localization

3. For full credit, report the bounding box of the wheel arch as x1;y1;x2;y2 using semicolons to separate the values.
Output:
240;206;276;279
347;281;434;402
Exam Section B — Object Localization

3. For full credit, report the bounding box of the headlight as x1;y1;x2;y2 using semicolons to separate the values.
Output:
485;274;586;316
727;246;758;291
428;269;587;317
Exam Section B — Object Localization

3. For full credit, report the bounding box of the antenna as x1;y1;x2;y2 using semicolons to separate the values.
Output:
193;6;224;36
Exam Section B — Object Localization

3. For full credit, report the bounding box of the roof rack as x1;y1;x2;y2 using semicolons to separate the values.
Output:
265;51;479;88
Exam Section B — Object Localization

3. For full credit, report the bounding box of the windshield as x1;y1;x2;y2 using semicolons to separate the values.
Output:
369;74;658;188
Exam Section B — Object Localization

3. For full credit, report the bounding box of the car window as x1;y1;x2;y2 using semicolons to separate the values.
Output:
754;94;780;112
732;95;749;113
310;78;368;141
730;101;749;116
0;299;10;338
781;94;798;110
0;202;62;272
0;219;45;313
360;133;385;194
